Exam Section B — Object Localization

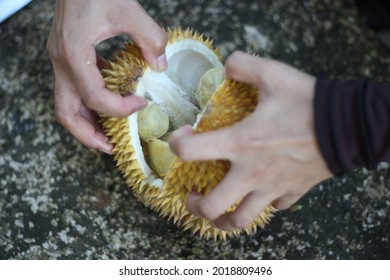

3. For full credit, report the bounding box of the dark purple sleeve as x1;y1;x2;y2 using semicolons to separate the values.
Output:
314;78;390;176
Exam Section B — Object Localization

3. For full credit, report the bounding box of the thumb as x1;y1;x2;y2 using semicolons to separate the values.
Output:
225;51;313;96
136;26;168;72
121;2;168;71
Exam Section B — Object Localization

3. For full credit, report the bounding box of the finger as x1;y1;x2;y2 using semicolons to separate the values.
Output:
55;94;113;154
225;51;266;88
225;51;314;96
186;166;251;222
70;57;148;117
64;110;113;154
118;1;168;71
168;125;237;162
213;190;275;231
79;102;105;134
53;66;113;154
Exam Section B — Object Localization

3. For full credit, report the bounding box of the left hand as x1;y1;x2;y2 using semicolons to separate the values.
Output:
47;0;168;154
168;51;332;231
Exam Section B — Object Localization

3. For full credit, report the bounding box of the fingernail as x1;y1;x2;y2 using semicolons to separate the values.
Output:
136;98;148;111
95;134;113;155
100;142;113;154
130;96;147;111
156;53;167;72
101;146;113;155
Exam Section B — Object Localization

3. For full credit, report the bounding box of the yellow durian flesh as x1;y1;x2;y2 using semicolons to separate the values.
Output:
137;101;169;141
101;28;275;240
142;68;225;179
136;69;200;130
147;137;176;179
194;66;225;109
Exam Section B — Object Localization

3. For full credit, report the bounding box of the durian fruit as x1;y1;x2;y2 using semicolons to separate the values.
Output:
138;101;169;141
101;28;275;240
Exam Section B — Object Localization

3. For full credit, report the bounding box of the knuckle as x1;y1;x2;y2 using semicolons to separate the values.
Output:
229;129;251;154
231;131;245;151
49;39;76;63
152;31;168;50
46;42;59;62
60;43;75;62
244;165;269;189
148;29;168;51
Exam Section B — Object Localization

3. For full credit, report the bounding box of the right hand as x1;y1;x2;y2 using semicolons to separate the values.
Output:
169;51;332;231
47;0;168;154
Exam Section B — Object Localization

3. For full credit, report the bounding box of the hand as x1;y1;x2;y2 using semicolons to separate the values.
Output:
47;0;168;154
169;51;332;231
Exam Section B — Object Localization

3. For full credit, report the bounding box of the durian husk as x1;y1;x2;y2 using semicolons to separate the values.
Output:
101;28;275;240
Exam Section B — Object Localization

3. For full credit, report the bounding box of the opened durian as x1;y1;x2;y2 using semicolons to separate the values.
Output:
101;28;275;240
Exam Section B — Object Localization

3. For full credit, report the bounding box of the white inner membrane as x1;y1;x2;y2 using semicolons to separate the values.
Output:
129;39;223;188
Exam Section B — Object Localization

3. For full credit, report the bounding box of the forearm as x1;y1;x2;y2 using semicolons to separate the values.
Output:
315;77;390;176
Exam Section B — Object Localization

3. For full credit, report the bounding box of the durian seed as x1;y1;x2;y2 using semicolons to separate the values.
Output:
147;138;176;179
194;66;225;109
138;101;170;141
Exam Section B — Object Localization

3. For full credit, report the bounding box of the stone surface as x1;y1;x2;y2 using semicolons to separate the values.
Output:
0;0;389;259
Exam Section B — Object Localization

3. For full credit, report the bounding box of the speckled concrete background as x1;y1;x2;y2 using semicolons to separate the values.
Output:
0;0;389;259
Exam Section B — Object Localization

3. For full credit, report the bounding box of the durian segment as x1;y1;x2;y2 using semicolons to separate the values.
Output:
166;50;216;104
194;66;225;109
147;138;176;179
137;101;169;141
136;33;223;130
135;70;200;130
